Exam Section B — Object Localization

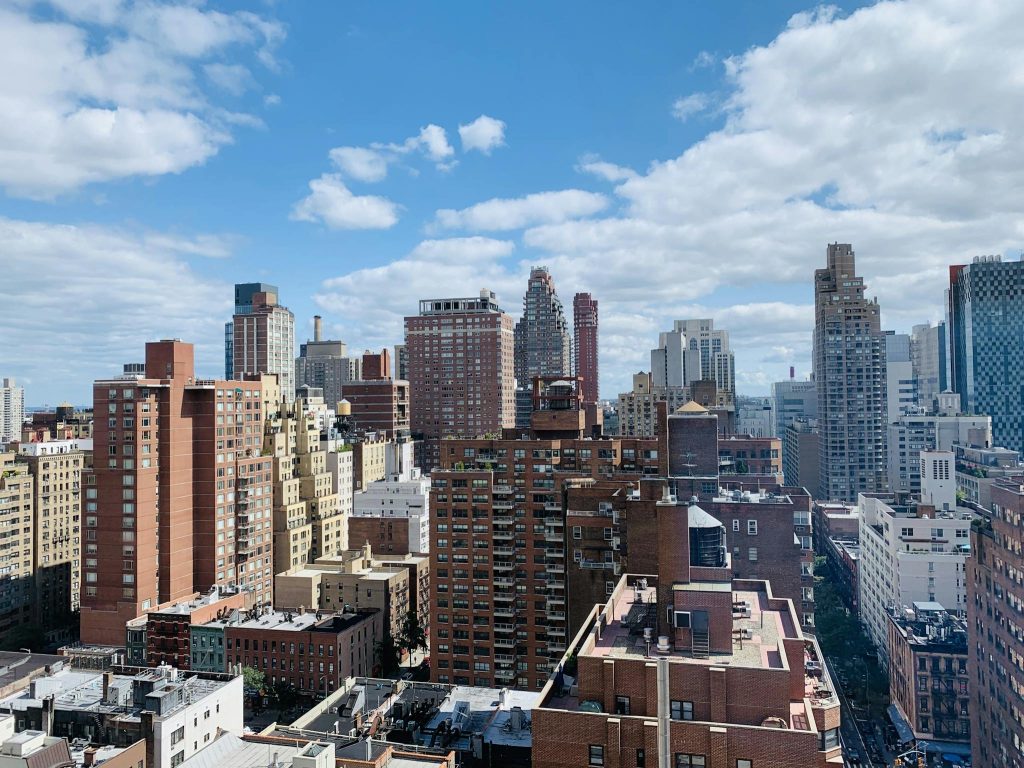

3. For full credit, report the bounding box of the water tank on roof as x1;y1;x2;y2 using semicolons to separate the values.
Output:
688;503;726;567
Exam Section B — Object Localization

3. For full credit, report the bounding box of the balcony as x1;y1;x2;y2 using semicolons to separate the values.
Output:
493;575;514;587
494;591;515;603
546;609;566;620
492;501;514;510
493;530;514;541
494;637;515;648
544;503;562;512
547;642;567;655
546;578;565;590
545;548;564;559
495;606;516;619
548;625;566;636
545;518;563;528
493;560;514;572
494;623;515;634
494;653;515;664
545;531;564;543
493;546;515;555
493;485;513;495
492;514;514;525
495;668;516;681
546;563;565;574
547;594;565;607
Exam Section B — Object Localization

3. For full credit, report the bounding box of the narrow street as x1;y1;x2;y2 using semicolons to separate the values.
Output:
823;652;873;766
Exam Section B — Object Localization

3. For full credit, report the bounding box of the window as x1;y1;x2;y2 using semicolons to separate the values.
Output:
589;745;605;766
573;526;582;540
737;761;753;768
636;749;646;768
670;700;693;720
747;520;757;535
819;728;839;750
171;727;184;745
732;519;739;532
675;756;705;767
748;548;758;562
615;695;630;715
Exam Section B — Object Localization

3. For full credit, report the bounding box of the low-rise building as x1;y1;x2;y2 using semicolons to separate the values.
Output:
221;607;382;696
0;663;243;768
888;602;970;756
274;545;416;642
955;442;1022;511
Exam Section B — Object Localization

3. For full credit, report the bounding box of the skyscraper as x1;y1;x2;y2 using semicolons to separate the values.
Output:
229;282;295;401
650;318;736;400
513;267;571;428
573;292;599;405
81;341;275;645
404;290;515;471
949;255;1024;453
813;243;887;501
295;314;353;408
0;377;25;444
910;322;947;408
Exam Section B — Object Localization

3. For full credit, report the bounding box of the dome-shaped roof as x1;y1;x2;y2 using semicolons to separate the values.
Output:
675;400;708;414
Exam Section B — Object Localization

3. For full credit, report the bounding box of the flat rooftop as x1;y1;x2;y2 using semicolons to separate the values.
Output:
586;584;792;669
421;685;538;750
713;488;792;505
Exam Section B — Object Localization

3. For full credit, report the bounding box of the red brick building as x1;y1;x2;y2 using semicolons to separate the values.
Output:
405;290;515;471
342;379;410;438
573;292;599;406
532;479;841;768
223;608;383;696
81;341;275;646
969;479;1024;767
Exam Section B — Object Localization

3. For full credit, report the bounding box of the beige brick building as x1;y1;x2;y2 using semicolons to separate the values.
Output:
0;454;33;641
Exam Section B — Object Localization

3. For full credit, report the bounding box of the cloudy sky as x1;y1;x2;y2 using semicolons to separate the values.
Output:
3;0;1022;406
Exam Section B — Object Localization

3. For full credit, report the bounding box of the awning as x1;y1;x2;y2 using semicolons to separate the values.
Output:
922;740;972;756
887;704;915;744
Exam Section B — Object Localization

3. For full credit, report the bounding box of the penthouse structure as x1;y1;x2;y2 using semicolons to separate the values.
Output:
405;290;515;471
81;341;276;646
229;282;295;401
532;482;841;768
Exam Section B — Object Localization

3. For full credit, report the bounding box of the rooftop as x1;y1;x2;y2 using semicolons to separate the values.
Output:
712;487;792;505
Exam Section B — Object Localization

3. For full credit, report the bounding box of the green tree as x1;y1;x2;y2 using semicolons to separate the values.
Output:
397;609;427;670
374;632;400;676
242;666;265;693
272;680;300;715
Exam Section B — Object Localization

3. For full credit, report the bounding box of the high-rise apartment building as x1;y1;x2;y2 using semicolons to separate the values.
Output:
858;494;971;664
771;376;818;436
813;243;888;501
230;282;295;401
949;255;1024;453
886;332;918;421
393;344;408;381
1;377;25;445
295;315;354;410
513;267;572;429
887;391;991;496
783;417;820;499
80;341;275;646
404;290;515;471
225;283;276;380
17;439;88;644
650;318;736;401
573;292;599;405
0;454;34;640
911;322;947;408
969;479;1024;767
616;372;692;438
266;396;342;574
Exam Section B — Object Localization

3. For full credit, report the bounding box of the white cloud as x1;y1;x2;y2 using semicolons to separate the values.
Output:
306;0;1024;396
290;174;400;229
329;147;389;183
458;115;507;154
691;50;716;70
436;190;610;231
263;93;281;107
671;92;709;121
0;2;283;198
0;216;230;403
576;155;638;183
417;124;455;163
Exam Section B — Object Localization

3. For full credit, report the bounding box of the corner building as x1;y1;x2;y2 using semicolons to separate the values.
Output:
532;478;841;768
81;341;275;646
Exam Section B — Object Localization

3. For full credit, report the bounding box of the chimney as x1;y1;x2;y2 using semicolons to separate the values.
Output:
314;315;323;342
83;747;98;768
142;711;156;768
41;695;54;736
102;671;113;702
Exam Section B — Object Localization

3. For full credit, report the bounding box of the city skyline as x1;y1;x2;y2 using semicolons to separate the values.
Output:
8;1;1024;404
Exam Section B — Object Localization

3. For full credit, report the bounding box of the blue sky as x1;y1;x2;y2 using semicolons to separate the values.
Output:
5;0;1024;406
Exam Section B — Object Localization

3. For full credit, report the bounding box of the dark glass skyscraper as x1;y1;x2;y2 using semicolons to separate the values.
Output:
513;267;571;428
948;255;1024;453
